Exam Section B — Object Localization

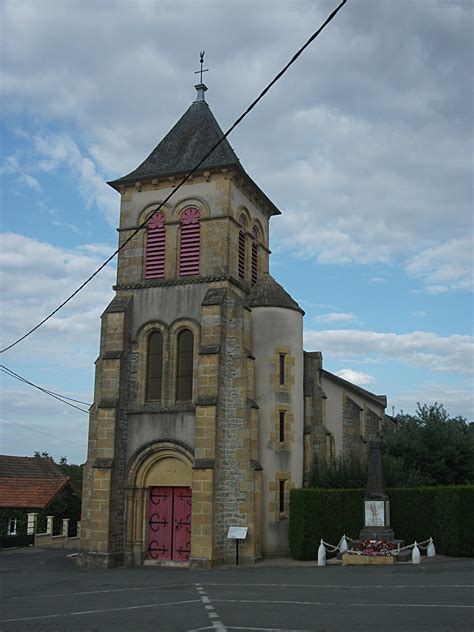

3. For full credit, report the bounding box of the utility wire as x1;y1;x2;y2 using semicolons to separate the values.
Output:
0;365;90;413
0;415;86;447
0;0;348;355
1;365;91;406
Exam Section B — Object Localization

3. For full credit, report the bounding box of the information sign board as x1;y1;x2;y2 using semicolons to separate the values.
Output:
227;527;248;539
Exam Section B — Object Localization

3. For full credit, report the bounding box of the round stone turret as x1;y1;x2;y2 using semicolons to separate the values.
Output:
247;272;304;556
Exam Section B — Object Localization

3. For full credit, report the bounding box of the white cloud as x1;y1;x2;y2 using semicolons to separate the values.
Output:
335;369;374;386
0;232;115;366
405;236;474;293
392;381;474;421
2;131;118;226
0;0;471;289
1;153;41;192
313;312;360;324
33;132;117;226
0;386;89;464
18;172;41;192
304;329;474;375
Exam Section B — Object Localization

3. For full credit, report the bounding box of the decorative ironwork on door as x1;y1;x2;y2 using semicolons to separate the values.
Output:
147;486;192;561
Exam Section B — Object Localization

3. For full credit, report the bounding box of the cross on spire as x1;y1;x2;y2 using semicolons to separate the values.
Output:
194;51;209;83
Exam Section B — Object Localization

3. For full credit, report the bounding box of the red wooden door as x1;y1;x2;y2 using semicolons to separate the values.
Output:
147;486;192;561
172;487;192;561
147;486;172;560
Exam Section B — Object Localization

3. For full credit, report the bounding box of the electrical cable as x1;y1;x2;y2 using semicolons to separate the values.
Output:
0;0;348;355
0;415;86;447
1;365;91;406
0;365;90;413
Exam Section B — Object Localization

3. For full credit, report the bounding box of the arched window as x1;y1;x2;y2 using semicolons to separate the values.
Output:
251;226;259;284
144;211;166;279
176;329;194;401
179;208;200;276
238;215;247;279
146;331;163;401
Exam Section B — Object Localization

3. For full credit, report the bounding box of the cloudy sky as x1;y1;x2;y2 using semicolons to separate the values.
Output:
1;0;472;464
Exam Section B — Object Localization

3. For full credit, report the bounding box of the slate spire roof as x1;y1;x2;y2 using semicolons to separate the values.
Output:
109;84;240;188
108;84;281;216
245;273;304;314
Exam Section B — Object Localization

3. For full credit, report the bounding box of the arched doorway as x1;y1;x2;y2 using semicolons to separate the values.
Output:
125;442;193;565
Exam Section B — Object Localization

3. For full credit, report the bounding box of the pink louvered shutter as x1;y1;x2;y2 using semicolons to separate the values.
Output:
238;230;246;278
251;239;258;284
145;212;166;279
179;208;200;276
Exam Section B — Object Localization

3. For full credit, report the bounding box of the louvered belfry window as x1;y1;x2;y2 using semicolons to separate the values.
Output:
179;207;200;276
145;211;166;279
251;227;259;284
238;215;247;279
146;331;163;401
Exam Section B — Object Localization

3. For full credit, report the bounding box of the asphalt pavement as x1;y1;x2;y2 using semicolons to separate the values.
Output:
0;548;473;631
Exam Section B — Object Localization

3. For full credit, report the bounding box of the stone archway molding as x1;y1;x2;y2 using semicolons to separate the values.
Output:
124;441;194;565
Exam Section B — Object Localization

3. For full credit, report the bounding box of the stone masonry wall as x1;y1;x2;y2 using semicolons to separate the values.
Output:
79;294;133;567
213;285;258;564
342;395;365;461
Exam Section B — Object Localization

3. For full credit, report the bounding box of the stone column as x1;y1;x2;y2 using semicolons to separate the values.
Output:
62;518;70;537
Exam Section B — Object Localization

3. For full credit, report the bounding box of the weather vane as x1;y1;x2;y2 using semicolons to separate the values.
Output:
194;51;209;84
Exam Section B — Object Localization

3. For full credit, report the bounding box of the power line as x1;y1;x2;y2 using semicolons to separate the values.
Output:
0;0;348;355
0;365;90;414
1;365;91;406
0;415;86;448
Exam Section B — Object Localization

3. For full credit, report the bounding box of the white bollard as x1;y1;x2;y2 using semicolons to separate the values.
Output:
340;535;348;553
412;541;421;564
427;537;436;558
318;539;327;566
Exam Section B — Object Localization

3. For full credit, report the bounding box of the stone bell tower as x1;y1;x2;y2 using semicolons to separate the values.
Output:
79;77;295;568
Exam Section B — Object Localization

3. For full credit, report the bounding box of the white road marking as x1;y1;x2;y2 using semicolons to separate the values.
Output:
200;582;474;590
195;583;227;632
10;582;191;600
212;598;474;609
10;581;473;602
188;629;312;632
0;599;201;623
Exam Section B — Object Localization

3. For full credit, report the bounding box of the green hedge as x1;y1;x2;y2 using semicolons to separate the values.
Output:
289;486;474;559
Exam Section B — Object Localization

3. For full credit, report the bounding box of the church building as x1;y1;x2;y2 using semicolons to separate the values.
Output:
79;79;391;568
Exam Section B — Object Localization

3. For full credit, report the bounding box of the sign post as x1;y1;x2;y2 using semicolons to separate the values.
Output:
227;527;248;565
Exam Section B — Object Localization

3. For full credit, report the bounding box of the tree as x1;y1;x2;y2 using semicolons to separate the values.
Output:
382;403;474;486
33;452;84;491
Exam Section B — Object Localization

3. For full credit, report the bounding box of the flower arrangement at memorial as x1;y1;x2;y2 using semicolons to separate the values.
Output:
350;539;396;556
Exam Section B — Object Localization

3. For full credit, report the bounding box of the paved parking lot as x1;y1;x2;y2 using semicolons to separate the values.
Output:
0;548;473;631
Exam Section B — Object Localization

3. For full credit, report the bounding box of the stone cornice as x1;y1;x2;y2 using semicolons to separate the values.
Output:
114;274;249;294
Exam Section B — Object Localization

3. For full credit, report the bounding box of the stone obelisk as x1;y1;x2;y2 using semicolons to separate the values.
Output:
359;437;395;541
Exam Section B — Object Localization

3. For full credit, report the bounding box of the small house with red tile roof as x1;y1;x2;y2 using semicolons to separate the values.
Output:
0;455;81;540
